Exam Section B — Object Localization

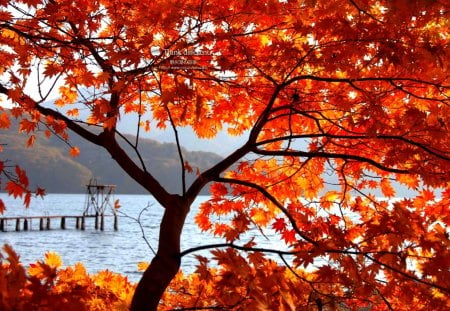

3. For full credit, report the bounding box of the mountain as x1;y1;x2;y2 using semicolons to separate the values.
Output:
0;116;223;194
116;112;248;156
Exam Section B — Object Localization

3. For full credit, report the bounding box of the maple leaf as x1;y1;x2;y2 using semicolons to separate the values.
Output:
0;198;5;213
184;161;193;173
272;217;286;233
69;146;80;157
0;111;11;128
26;134;35;147
19;119;37;133
23;191;31;208
0;0;449;308
114;199;121;209
210;183;228;197
380;178;396;198
282;229;297;245
137;261;149;272
35;187;45;198
5;181;24;199
16;165;29;188
44;252;63;269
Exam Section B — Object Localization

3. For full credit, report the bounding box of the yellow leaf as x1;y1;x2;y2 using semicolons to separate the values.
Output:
137;261;149;272
260;34;271;46
45;251;63;269
58;85;78;105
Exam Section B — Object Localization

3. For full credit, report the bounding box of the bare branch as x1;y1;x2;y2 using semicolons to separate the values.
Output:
118;204;157;255
165;104;187;195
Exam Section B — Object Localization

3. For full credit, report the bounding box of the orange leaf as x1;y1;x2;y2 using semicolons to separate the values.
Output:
0;111;11;128
381;178;396;198
114;199;121;209
26;135;35;147
19;119;37;133
44;251;63;269
137;261;149;272
69;146;80;157
184;161;193;173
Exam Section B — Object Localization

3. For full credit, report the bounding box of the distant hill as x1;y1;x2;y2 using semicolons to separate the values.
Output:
0;115;223;194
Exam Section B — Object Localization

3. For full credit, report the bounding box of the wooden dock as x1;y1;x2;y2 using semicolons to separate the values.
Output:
1;180;119;233
0;214;118;232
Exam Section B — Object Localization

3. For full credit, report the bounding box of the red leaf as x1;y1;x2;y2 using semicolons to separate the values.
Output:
184;161;193;173
282;229;297;244
19;119;37;133
15;165;29;188
5;181;25;198
0;199;5;213
272;217;286;233
36;187;46;198
210;183;228;197
23;192;31;208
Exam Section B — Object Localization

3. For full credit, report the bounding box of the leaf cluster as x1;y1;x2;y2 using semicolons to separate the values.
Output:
0;245;134;311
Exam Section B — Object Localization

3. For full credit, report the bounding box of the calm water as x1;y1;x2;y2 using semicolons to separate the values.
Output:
0;193;233;282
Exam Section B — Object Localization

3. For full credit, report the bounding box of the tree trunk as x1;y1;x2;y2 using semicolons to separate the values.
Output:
130;196;189;310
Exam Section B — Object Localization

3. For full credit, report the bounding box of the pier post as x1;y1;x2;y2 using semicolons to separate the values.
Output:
23;219;28;231
46;217;51;230
100;213;105;231
15;218;20;231
40;218;44;230
60;217;66;230
95;213;99;230
81;216;85;230
0;219;4;232
114;214;118;231
76;217;80;229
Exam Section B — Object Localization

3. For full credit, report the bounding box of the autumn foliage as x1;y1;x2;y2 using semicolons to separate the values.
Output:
0;245;134;311
0;0;449;310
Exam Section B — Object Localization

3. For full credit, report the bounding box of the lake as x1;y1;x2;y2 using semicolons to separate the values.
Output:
0;193;234;282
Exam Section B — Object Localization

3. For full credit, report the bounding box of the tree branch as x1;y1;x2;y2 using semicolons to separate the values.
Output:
255;133;450;162
165;104;187;195
252;148;410;174
364;254;450;294
214;176;317;245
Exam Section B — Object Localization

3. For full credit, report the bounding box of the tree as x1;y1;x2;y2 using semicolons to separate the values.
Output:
0;0;449;309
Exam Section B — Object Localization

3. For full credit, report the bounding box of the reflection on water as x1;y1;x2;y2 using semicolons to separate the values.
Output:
0;194;242;281
1;193;290;282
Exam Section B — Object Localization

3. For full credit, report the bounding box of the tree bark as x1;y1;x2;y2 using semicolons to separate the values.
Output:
130;196;189;311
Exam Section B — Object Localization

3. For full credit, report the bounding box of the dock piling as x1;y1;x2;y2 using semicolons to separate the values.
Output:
100;214;105;231
1;214;117;232
95;213;99;230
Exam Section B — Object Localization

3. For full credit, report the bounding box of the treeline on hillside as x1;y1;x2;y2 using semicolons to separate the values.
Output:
0;114;223;194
